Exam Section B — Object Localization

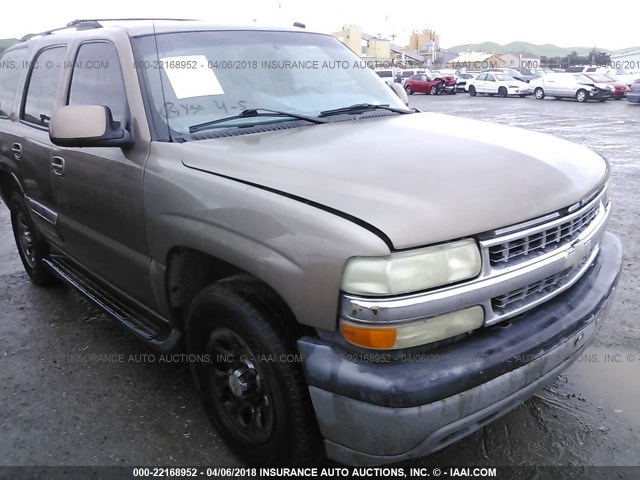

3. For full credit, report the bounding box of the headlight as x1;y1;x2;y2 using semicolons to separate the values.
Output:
341;306;484;349
341;239;481;296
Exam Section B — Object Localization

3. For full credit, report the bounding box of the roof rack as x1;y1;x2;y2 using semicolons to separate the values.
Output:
67;18;198;27
20;18;198;42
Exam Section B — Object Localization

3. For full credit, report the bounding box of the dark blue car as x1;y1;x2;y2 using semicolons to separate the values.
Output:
627;81;640;103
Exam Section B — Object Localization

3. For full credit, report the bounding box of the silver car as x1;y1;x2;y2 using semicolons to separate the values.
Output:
530;73;614;102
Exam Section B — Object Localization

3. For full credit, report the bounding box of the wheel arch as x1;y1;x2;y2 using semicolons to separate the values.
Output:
0;168;24;206
164;246;314;343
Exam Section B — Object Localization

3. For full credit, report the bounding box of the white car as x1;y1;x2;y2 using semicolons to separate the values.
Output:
374;68;397;85
467;72;532;97
568;66;640;86
529;73;614;102
598;68;640;86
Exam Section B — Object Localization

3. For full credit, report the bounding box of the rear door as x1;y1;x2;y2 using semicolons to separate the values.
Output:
474;73;487;93
0;47;29;201
542;74;559;95
16;45;67;242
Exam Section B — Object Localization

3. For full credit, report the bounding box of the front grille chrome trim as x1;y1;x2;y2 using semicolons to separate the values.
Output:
340;196;610;327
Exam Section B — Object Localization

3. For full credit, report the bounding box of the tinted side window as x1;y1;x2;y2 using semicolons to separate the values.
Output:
0;48;28;118
68;42;128;126
22;46;67;127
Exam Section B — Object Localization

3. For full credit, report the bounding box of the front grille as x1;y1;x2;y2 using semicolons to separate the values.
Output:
489;201;600;267
492;253;592;313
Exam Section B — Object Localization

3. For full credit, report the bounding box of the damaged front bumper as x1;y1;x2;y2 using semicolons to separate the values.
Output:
298;232;623;465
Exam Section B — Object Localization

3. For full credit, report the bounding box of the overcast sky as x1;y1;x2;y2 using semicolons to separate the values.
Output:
3;0;640;50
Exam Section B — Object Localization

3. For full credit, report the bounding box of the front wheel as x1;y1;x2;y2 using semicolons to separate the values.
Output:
534;87;545;100
186;275;321;465
498;87;508;98
10;193;55;286
405;85;413;95
469;85;477;96
576;89;588;102
429;85;438;95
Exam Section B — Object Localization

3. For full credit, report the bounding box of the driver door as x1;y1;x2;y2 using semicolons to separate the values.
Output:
52;40;156;307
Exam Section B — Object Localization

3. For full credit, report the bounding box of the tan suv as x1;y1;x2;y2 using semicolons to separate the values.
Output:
0;19;623;466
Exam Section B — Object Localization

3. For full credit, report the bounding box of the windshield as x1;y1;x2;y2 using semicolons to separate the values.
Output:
133;30;406;136
574;74;593;83
495;74;516;82
588;74;612;82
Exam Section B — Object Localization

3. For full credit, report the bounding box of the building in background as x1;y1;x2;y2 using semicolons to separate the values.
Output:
407;29;440;58
446;52;507;70
332;25;424;65
499;52;541;69
610;50;640;70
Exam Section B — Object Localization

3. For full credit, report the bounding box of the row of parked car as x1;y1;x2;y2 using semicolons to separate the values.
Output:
377;67;640;104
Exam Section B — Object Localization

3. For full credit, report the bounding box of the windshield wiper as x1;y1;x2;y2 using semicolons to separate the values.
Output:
188;108;326;134
319;103;413;117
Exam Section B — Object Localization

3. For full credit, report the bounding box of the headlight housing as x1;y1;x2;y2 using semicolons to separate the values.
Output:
341;239;482;296
341;306;485;350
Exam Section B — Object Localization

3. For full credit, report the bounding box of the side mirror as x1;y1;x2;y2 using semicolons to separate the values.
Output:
50;105;133;148
389;82;409;106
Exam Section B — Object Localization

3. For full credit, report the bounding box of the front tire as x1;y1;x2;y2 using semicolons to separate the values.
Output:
534;87;545;100
429;85;438;95
10;193;55;286
405;85;413;95
469;85;477;96
498;86;508;98
186;275;321;466
576;89;588;102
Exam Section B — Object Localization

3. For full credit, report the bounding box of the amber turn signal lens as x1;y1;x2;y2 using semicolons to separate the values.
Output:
341;323;397;349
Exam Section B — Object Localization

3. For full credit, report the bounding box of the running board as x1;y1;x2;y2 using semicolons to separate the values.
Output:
43;254;169;342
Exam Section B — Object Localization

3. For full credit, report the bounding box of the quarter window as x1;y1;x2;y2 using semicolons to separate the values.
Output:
68;42;128;126
22;46;67;127
0;48;28;118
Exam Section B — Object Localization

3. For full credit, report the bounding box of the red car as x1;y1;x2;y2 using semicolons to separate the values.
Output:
404;73;457;95
583;73;629;99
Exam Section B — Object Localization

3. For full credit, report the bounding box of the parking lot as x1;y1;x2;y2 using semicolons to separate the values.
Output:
1;94;639;468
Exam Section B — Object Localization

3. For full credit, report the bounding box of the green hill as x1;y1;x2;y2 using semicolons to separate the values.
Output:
446;41;640;57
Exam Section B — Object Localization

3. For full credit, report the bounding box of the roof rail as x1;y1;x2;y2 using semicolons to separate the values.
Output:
67;18;198;26
20;21;102;42
20;18;198;42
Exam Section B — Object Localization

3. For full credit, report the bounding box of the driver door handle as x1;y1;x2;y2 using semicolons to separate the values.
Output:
11;143;22;161
51;156;65;177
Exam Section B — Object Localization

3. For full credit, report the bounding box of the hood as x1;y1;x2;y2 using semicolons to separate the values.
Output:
610;81;629;89
181;112;608;250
